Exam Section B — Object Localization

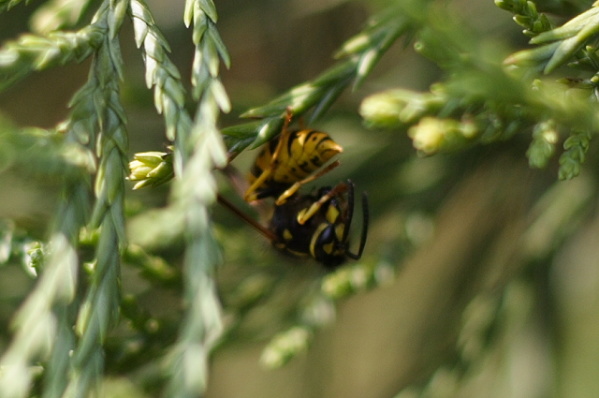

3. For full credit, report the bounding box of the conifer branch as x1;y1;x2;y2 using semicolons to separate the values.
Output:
129;0;192;142
0;2;128;397
0;23;105;92
162;0;229;397
222;3;419;154
61;1;129;395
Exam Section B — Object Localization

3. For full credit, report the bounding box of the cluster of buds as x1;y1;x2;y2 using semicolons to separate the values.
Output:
360;88;479;155
128;150;174;190
408;117;478;155
360;89;445;129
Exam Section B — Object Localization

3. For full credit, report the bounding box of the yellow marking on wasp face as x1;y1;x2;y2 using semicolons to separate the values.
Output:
283;229;293;241
322;242;334;255
309;223;329;257
326;205;340;224
335;224;345;241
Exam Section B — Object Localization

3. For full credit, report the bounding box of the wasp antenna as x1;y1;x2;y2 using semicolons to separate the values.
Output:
340;179;355;244
284;106;294;125
222;164;251;198
346;190;368;260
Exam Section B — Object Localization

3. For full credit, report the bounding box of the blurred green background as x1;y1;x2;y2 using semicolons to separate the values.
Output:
2;1;599;397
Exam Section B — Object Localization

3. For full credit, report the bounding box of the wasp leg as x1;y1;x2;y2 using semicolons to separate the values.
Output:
296;180;349;225
286;106;307;130
244;168;274;202
244;112;295;202
222;164;250;198
274;160;341;206
217;194;278;241
346;191;369;260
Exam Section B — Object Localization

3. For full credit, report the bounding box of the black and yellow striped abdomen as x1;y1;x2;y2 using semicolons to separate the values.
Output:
245;128;343;202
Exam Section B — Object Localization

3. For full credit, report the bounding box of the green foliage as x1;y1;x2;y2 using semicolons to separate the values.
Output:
0;116;94;177
162;0;230;396
495;0;553;36
0;23;104;91
0;0;31;13
2;0;599;397
222;1;420;154
526;120;558;168
559;129;592;179
361;0;599;180
130;0;191;142
0;0;226;397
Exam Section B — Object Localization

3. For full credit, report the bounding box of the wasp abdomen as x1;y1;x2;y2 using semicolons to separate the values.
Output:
245;127;342;203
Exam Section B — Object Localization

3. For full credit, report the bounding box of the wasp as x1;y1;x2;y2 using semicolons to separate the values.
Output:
220;110;367;268
219;180;368;269
244;110;343;205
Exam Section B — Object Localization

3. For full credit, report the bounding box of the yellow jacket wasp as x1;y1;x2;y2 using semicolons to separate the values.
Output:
220;109;368;268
